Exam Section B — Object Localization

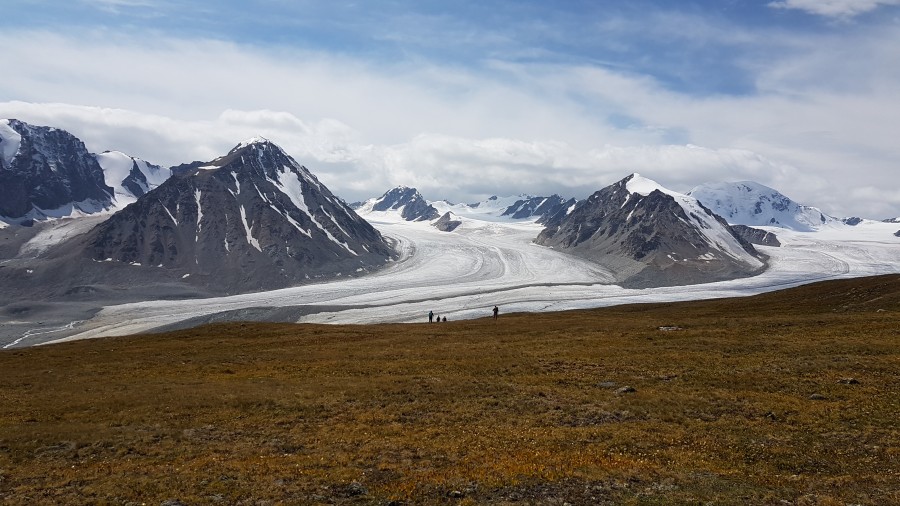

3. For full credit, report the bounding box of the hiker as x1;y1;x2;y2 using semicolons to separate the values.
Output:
428;310;434;323
492;306;499;320
442;316;447;322
435;315;441;323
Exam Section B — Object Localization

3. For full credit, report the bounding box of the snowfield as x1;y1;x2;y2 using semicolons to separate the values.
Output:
42;210;900;346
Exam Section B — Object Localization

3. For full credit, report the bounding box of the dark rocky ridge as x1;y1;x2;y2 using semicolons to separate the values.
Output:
502;195;576;224
0;119;113;221
731;225;780;247
120;161;151;198
370;186;439;221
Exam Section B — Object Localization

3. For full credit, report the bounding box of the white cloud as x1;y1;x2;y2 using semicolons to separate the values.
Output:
768;0;900;18
1;24;899;219
0;100;806;209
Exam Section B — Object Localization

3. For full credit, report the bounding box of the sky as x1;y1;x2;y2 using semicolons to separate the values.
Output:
1;0;899;219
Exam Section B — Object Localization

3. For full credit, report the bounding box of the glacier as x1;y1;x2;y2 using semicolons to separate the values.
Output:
40;205;900;346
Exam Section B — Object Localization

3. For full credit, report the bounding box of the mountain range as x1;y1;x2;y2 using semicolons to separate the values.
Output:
1;118;895;305
0;122;395;301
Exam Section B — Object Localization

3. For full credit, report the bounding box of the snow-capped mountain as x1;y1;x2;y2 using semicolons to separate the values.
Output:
356;186;439;221
81;138;396;293
0;119;114;223
94;150;171;207
501;195;577;223
882;217;900;224
536;174;764;288
687;181;837;231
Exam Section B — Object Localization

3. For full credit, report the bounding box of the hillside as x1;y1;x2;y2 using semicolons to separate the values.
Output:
1;274;898;504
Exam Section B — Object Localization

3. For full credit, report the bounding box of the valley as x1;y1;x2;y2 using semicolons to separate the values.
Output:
6;211;898;349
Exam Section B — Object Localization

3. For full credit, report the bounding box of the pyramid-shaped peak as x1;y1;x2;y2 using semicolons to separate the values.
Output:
374;186;428;204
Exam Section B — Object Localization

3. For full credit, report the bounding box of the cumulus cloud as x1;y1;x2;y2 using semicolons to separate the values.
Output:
768;0;900;18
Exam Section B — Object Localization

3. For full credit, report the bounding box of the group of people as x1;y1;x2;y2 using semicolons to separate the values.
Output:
427;306;499;323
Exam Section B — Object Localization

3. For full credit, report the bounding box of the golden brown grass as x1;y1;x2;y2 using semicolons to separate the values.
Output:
1;275;899;505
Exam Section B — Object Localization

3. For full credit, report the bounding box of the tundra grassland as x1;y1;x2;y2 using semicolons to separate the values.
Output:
1;275;899;505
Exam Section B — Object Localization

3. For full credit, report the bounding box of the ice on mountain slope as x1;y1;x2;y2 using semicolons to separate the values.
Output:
687;181;837;231
263;163;358;254
95;150;171;207
0;119;23;167
18;216;109;257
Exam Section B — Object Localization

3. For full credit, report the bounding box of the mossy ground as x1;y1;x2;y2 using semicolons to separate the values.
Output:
1;275;899;505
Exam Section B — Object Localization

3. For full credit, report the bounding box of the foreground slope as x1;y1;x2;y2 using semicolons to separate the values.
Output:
1;275;897;505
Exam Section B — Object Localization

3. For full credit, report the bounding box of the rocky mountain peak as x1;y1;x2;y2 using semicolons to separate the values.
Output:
536;174;764;288
82;140;395;293
364;186;440;222
0;119;114;222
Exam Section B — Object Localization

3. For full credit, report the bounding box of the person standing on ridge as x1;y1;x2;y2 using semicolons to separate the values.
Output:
428;310;434;323
492;306;499;320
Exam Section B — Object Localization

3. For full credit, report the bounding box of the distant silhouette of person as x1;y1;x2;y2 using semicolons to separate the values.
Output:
442;316;447;322
436;315;441;323
492;306;499;320
428;310;434;323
